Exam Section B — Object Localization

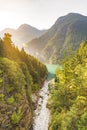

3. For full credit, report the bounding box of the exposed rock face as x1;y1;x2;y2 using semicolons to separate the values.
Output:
0;93;33;130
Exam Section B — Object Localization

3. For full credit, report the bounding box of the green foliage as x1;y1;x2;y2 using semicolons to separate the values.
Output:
19;62;32;86
32;83;40;92
49;41;87;130
0;33;47;129
0;69;3;87
77;112;87;130
6;96;14;104
0;93;4;101
0;78;2;84
11;109;22;125
0;39;3;56
0;33;47;95
1;58;25;94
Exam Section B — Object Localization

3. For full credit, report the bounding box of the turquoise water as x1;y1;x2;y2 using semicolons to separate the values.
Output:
46;64;61;79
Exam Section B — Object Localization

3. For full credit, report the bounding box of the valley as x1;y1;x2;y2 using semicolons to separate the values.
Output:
0;12;87;130
33;64;57;130
33;81;50;130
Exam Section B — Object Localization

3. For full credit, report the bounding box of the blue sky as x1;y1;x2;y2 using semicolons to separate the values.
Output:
0;0;87;30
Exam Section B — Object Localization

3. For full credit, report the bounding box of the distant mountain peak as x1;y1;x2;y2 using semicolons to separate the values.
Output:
26;12;87;63
66;12;87;19
0;24;47;49
54;12;87;27
18;24;39;31
18;24;29;28
67;12;83;16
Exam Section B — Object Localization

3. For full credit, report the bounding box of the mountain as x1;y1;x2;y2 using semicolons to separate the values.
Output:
0;24;46;49
25;13;87;63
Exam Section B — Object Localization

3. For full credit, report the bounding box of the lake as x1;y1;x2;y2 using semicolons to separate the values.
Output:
46;64;61;79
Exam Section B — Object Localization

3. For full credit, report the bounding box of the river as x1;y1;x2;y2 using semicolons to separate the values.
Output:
33;81;50;130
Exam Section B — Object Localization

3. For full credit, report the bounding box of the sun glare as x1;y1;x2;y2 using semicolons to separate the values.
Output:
0;11;21;30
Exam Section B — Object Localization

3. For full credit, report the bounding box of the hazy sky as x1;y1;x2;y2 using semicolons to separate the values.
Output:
0;0;87;30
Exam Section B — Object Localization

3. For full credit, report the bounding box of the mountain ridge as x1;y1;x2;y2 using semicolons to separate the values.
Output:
25;13;87;63
0;24;47;49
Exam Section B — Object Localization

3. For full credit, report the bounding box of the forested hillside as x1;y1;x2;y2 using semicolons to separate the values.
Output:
0;33;47;130
49;41;87;130
26;13;87;63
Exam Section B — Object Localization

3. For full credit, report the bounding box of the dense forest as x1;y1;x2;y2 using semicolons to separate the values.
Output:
49;41;87;130
0;33;47;130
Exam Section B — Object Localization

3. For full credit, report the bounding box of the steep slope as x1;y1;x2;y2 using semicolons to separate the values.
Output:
0;24;46;49
26;13;87;63
0;33;47;130
49;41;87;130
